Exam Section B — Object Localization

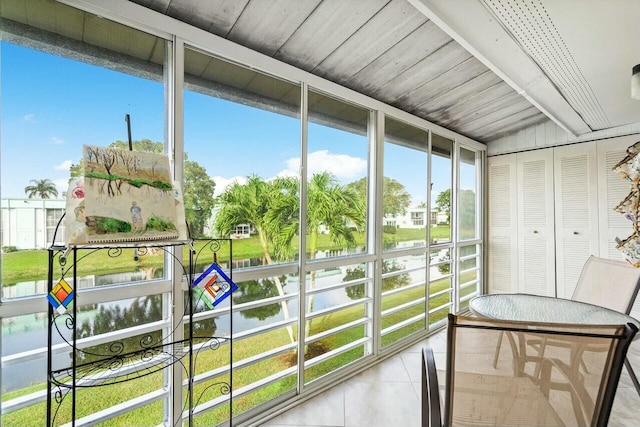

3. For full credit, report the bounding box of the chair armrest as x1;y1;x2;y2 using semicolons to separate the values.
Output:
539;357;594;426
422;347;442;427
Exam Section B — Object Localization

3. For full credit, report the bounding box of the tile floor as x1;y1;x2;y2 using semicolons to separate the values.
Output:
260;329;640;427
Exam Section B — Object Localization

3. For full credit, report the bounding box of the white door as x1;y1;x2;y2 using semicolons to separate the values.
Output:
554;142;599;299
517;148;556;296
487;154;518;293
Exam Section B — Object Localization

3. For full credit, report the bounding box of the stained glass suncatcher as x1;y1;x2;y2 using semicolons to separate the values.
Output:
192;263;238;309
48;278;75;314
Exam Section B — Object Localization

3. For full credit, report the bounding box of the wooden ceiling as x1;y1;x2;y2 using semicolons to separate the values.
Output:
1;0;554;143
128;0;548;143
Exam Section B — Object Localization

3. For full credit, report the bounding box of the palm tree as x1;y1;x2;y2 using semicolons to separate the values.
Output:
214;175;298;343
268;171;365;349
24;179;58;199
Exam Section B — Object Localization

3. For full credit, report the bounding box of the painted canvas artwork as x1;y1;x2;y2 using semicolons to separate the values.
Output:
68;145;183;244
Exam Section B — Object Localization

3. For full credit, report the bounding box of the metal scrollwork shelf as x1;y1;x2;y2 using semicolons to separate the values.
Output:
46;238;234;427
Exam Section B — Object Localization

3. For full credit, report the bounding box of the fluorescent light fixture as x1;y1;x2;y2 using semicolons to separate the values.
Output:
633;64;640;100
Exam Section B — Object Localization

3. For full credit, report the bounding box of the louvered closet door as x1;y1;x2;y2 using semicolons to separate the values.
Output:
517;149;556;296
487;154;518;293
554;142;599;299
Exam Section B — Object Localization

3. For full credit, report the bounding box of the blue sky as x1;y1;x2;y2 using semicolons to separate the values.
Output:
1;42;471;205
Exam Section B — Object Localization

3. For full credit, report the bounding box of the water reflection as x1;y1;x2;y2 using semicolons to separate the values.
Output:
233;277;285;320
342;260;410;300
1;268;164;298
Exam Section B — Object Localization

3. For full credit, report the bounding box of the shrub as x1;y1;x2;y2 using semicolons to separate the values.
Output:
437;251;451;275
2;245;18;253
382;225;397;234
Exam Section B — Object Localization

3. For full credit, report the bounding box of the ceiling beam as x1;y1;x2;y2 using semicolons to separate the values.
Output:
406;0;589;138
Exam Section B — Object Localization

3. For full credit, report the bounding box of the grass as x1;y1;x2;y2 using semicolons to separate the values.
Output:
1;226;452;285
1;277;454;426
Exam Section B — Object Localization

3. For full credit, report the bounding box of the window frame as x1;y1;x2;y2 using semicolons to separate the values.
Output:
1;1;486;425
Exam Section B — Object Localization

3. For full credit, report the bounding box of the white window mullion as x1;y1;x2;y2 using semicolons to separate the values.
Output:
452;141;460;312
370;110;384;355
297;82;309;393
426;130;433;329
166;34;185;427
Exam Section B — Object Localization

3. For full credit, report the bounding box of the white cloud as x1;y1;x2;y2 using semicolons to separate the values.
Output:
212;175;247;196
23;114;36;122
52;137;65;145
274;165;300;179
54;160;73;171
212;151;366;197
279;150;366;180
53;178;69;196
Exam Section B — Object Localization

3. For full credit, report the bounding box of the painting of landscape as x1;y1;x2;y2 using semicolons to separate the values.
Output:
80;145;180;243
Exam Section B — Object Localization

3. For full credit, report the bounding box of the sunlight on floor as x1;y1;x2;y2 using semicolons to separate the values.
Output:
260;329;640;427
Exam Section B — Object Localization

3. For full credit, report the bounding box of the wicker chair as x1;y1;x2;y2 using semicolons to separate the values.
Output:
422;314;637;427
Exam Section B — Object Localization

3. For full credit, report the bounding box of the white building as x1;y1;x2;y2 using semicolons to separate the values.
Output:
1;198;66;250
230;223;255;239
382;207;448;229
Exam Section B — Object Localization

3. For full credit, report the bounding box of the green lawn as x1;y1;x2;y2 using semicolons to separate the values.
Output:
1;226;451;285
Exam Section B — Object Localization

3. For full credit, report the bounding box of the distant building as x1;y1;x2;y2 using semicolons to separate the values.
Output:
230;224;254;239
430;210;449;225
1;198;66;250
382;207;448;229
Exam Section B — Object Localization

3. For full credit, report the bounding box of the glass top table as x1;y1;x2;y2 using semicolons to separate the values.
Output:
469;293;640;398
469;293;640;329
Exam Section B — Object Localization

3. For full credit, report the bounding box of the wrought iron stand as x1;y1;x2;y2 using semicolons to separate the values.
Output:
46;238;233;426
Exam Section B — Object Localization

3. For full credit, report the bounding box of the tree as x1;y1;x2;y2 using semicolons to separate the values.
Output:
183;159;215;237
435;189;451;223
69;162;83;178
214;175;297;342
267;171;366;349
24;179;58;199
382;177;412;218
346;176;411;218
437;250;451;275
